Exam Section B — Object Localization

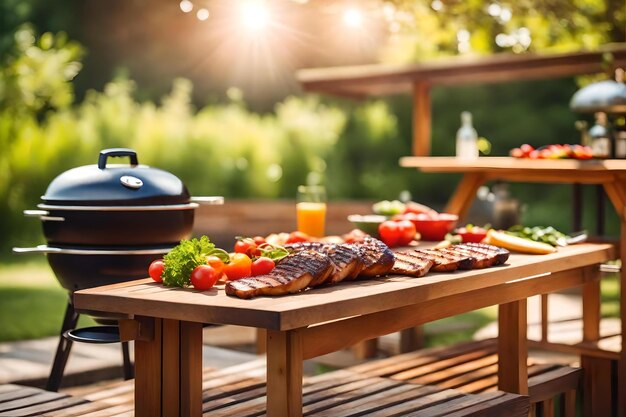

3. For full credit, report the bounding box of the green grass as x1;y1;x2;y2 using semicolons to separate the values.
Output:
0;261;94;342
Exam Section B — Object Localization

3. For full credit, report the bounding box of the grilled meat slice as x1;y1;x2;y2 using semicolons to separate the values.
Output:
435;248;477;270
390;251;434;277
350;237;395;278
457;243;510;266
285;242;363;284
225;250;333;299
322;244;364;284
410;248;473;272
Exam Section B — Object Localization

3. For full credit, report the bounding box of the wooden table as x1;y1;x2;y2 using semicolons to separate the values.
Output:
400;156;626;417
73;243;613;417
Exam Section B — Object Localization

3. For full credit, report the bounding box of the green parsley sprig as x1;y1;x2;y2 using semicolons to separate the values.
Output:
162;236;229;287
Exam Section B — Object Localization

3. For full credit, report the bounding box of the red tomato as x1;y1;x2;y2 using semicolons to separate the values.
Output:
253;236;266;246
224;253;252;280
251;257;275;276
148;259;164;283
286;231;309;244
206;255;225;277
190;265;220;290
234;239;258;257
456;226;488;243
509;147;523;158
378;220;400;247
520;144;534;156
395;220;416;246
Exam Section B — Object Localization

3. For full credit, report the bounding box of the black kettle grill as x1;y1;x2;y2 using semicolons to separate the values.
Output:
13;148;223;390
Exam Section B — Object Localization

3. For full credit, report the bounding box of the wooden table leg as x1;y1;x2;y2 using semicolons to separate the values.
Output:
134;318;203;417
619;209;626;417
135;318;163;417
498;300;528;395
266;329;303;417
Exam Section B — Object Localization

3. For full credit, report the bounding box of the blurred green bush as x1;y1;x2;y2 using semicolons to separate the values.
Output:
2;26;619;258
0;26;415;255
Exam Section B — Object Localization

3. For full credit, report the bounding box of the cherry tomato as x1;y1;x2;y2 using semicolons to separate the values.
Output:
253;236;266;246
378;220;400;247
148;259;164;283
224;253;252;280
395;220;417;246
520;144;534;156
190;265;220;290
285;231;309;244
509;147;523;158
205;255;225;278
251;257;275;276
234;239;258;257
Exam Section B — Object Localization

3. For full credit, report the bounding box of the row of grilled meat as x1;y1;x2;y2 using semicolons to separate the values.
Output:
225;237;510;299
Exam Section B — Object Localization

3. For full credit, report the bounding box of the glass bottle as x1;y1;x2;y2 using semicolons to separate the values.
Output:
455;111;479;160
613;116;626;159
589;112;612;159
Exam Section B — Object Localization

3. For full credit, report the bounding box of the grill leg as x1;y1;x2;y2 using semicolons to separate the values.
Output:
121;340;134;380
46;301;79;391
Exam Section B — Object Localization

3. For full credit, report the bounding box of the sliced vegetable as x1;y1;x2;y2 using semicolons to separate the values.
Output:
484;229;556;254
372;200;406;216
506;225;567;247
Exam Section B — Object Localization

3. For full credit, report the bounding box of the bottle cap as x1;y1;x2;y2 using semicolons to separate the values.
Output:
461;111;472;125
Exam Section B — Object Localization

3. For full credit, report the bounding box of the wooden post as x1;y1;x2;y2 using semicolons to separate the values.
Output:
180;321;203;417
399;327;424;353
540;294;549;342
498;300;528;395
619;207;626;417
162;319;181;416
412;81;431;157
134;318;203;417
266;329;303;417
135;317;163;417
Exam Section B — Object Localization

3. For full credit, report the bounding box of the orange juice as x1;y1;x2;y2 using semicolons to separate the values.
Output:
296;202;327;237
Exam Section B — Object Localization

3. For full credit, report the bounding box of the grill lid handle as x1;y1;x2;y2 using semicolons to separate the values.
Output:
98;148;139;170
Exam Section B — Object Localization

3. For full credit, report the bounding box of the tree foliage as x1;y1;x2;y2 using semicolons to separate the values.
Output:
382;0;625;63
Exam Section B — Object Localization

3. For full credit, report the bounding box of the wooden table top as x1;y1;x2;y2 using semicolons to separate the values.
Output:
73;243;614;331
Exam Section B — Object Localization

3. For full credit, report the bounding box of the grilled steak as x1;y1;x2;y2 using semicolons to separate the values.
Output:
285;242;363;284
410;248;475;272
349;237;395;278
457;243;509;266
225;250;333;299
390;251;434;277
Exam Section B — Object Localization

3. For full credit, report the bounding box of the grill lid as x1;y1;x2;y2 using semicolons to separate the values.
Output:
570;69;626;114
42;148;191;206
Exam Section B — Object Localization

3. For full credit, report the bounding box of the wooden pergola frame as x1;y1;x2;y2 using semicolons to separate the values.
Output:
297;44;626;156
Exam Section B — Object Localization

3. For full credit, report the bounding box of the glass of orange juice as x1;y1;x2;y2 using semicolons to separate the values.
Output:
296;185;327;238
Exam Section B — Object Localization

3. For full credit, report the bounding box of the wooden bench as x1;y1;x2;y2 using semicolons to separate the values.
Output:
1;357;529;416
346;338;581;417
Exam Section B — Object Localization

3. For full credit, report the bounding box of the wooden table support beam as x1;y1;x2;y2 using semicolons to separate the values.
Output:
498;300;528;395
267;330;303;417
